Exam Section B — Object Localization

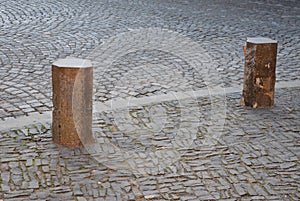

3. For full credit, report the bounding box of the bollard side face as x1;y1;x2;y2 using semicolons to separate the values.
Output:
242;37;278;108
242;42;256;107
72;67;94;146
52;58;93;147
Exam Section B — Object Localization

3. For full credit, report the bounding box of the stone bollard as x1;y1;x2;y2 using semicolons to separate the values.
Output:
242;37;278;108
52;57;93;147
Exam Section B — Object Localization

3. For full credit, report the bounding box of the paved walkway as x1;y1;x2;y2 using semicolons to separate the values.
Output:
0;0;299;200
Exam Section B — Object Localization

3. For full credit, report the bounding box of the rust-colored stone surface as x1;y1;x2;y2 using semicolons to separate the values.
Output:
52;58;93;147
242;37;278;108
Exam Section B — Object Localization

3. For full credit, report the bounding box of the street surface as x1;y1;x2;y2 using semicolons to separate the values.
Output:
0;0;299;200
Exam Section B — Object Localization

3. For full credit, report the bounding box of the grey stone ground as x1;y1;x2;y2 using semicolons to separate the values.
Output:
0;0;299;200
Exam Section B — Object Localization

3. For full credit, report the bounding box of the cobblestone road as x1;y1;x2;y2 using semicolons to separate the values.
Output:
0;0;299;119
1;87;299;200
0;0;300;200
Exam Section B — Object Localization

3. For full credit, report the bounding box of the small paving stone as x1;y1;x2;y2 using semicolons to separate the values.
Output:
29;181;39;189
34;159;41;166
41;166;50;173
11;174;23;186
1;183;10;191
73;184;83;196
3;190;33;199
280;162;296;169
1;172;10;182
8;162;19;169
233;183;247;196
77;197;87;201
11;168;22;175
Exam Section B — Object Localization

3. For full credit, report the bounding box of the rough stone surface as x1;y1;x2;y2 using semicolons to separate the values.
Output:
0;87;299;200
0;0;299;200
0;0;299;120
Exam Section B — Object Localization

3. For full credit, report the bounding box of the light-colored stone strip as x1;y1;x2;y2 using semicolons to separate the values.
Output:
95;79;300;112
0;80;299;131
275;79;300;89
0;111;52;131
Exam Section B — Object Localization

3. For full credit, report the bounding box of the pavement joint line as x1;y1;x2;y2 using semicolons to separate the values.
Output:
0;79;299;131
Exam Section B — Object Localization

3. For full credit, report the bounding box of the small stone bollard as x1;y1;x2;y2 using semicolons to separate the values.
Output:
52;57;93;147
242;37;278;108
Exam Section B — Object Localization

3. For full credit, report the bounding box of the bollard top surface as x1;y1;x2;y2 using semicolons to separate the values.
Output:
53;57;92;68
247;37;277;44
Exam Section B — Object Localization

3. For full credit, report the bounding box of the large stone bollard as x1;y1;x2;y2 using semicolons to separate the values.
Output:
242;37;278;108
52;57;93;147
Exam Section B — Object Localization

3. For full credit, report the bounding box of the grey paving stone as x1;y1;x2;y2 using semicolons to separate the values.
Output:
3;189;33;199
8;162;19;169
1;172;10;182
1;183;10;191
11;174;22;186
77;197;87;201
28;181;39;189
280;162;297;169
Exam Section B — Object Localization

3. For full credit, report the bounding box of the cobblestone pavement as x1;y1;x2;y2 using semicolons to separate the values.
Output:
0;87;299;200
0;0;299;119
0;0;300;200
